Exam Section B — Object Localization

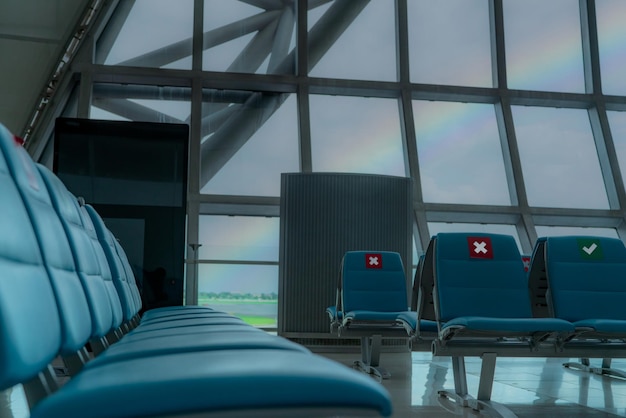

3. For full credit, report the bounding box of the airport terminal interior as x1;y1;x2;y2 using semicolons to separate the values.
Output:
3;0;626;417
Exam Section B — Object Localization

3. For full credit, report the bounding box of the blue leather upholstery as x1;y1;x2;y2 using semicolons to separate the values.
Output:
0;127;92;356
0;122;393;417
0;124;61;390
342;251;409;314
328;251;416;380
76;203;125;333
30;349;393;418
546;235;626;323
434;232;574;337
432;232;576;417
84;204;139;324
36;163;115;339
545;235;626;337
111;234;143;314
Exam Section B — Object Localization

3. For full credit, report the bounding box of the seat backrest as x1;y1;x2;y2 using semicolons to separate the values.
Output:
341;251;408;313
0;125;92;356
0;123;61;390
111;231;143;313
527;237;549;318
84;203;138;322
434;232;531;322
77;203;125;330
36;163;116;338
415;237;437;321
545;235;626;321
410;254;424;312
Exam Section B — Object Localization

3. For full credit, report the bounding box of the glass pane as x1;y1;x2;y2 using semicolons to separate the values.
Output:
428;222;522;251
203;0;295;74
408;0;492;87
607;111;626;186
98;0;194;69
503;0;585;93
198;264;277;328
91;84;191;123
308;0;396;81
413;101;511;205
309;95;406;176
535;225;618;238
513;106;609;209
597;0;626;94
200;92;299;196
198;215;279;262
90;107;128;122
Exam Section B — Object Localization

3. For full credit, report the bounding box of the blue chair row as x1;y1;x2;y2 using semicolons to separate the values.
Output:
417;232;626;417
0;122;393;417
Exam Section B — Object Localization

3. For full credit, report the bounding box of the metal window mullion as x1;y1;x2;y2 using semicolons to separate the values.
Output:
579;0;602;94
588;105;624;210
187;0;204;305
395;0;409;84
495;98;526;208
489;0;507;89
192;0;204;72
396;0;428;250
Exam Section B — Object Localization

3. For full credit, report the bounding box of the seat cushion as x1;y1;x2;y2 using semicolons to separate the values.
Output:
30;349;393;418
442;316;575;333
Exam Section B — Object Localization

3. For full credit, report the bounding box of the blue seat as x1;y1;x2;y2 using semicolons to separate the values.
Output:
82;204;142;327
0;122;394;417
544;235;626;378
430;232;575;416
34;164;270;348
110;233;143;318
0;125;61;393
35;163;123;362
433;233;574;343
0;127;96;375
30;347;393;418
327;251;417;380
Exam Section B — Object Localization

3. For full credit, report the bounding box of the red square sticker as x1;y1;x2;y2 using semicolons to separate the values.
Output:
365;253;383;269
467;237;493;259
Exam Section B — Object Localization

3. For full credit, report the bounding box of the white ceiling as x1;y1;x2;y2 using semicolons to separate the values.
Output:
0;0;91;136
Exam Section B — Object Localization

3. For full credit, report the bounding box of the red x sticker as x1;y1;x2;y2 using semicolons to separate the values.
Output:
467;237;493;259
521;256;531;272
365;253;383;269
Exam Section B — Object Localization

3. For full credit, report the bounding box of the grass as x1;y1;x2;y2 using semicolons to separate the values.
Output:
198;298;277;305
237;315;277;327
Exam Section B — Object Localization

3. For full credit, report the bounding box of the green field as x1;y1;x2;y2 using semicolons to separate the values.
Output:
197;297;277;327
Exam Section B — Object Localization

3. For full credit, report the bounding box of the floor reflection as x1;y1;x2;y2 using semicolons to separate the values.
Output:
321;350;626;417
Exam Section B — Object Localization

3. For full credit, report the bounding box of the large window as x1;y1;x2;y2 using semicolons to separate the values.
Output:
198;215;279;328
310;95;406;177
408;0;492;87
513;106;610;209
199;90;299;196
33;0;626;310
414;101;511;205
503;0;585;93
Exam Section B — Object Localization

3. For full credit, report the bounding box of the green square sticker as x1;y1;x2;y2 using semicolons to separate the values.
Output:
577;238;603;260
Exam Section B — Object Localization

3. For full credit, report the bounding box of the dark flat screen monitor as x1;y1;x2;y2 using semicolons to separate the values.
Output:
54;117;189;311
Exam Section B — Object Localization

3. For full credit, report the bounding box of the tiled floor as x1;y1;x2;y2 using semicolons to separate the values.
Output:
320;350;626;417
2;351;626;417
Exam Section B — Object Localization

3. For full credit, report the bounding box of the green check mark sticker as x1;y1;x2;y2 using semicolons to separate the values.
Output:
577;238;603;260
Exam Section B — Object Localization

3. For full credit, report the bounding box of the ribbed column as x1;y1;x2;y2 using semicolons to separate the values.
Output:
278;173;412;335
